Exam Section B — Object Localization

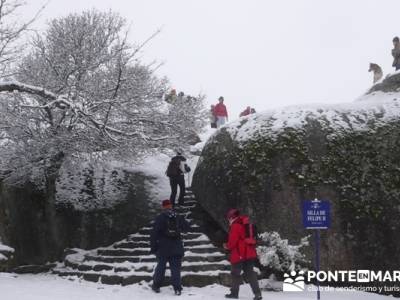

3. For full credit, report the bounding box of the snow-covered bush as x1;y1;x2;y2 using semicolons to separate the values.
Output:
257;231;309;274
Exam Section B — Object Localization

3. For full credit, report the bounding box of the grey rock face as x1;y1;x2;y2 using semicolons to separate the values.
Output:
193;76;400;272
0;161;158;267
368;72;400;94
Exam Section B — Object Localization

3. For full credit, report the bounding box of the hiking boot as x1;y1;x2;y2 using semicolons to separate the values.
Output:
253;295;262;300
174;289;182;296
151;285;160;293
225;293;238;299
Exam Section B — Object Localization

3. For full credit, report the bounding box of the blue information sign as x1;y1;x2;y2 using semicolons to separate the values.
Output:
302;200;331;229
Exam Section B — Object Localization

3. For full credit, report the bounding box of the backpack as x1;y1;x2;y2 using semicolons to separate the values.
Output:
165;213;181;239
166;157;182;177
241;215;258;246
184;164;191;173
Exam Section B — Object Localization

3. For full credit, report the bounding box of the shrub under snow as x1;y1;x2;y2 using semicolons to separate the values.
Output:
257;231;309;274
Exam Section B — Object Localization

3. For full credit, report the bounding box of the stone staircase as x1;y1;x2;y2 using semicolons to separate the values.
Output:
53;190;233;287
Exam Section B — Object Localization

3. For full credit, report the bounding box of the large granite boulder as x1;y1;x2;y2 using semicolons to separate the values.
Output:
192;72;400;272
0;158;159;267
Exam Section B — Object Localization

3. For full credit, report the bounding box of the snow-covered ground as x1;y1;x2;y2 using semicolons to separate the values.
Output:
134;150;200;200
133;152;172;201
0;273;392;300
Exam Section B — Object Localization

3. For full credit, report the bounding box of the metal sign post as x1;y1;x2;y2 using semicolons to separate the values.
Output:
315;229;321;300
302;199;331;300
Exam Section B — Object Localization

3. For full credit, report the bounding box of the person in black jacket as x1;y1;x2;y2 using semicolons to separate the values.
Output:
150;199;191;295
167;150;190;207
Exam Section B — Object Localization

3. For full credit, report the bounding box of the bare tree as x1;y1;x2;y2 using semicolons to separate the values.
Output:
167;93;208;143
0;10;206;183
0;0;43;78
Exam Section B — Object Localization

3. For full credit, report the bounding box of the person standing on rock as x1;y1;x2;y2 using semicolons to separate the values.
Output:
150;199;190;295
210;104;217;128
166;149;191;207
223;208;262;300
214;96;228;127
392;36;400;71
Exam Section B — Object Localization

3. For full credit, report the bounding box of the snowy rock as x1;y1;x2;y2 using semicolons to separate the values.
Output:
0;155;166;266
193;72;400;274
0;238;14;271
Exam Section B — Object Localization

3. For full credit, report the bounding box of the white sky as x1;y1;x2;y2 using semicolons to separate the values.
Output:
19;0;400;120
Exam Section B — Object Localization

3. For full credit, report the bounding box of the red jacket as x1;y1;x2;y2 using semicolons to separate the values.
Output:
214;103;228;117
226;216;257;264
240;107;251;117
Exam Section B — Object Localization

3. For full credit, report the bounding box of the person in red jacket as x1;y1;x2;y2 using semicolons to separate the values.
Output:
239;106;251;117
214;96;228;127
223;209;262;300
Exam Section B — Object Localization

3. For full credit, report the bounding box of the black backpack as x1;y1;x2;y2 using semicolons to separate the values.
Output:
165;213;181;239
242;215;258;246
184;164;191;173
166;157;182;177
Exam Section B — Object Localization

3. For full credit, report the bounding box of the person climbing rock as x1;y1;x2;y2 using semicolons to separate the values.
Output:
177;91;185;101
214;96;228;127
150;199;191;295
166;149;190;207
210;104;217;128
239;106;251;117
392;36;400;71
223;208;262;300
165;89;177;104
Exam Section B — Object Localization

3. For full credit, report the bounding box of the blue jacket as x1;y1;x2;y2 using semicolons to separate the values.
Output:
150;210;190;258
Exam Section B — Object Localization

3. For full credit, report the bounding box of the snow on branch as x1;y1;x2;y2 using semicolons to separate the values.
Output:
0;81;172;141
0;9;206;182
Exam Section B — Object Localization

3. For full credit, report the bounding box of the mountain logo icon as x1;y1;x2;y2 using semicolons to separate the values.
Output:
283;270;305;292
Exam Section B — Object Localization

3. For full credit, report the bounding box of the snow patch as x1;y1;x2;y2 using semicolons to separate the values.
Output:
0;238;14;262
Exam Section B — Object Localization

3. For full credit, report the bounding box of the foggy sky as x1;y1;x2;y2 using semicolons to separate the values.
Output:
20;0;400;120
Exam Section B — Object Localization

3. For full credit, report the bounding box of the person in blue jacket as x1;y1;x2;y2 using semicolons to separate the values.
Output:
150;199;191;295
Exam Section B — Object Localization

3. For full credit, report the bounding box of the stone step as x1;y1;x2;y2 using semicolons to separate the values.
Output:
148;218;197;227
84;253;227;264
98;245;221;257
54;188;234;287
128;232;202;242
97;249;150;257
179;200;196;206
65;258;230;273
138;226;202;235
13;263;56;274
113;239;212;249
54;268;230;287
113;241;150;248
174;205;196;211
